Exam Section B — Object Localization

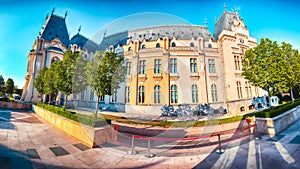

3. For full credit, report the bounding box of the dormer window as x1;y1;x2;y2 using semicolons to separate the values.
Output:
208;44;212;48
190;43;194;47
156;43;160;48
141;44;146;49
171;42;176;47
128;47;132;51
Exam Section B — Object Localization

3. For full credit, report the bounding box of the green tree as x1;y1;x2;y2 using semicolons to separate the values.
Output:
276;42;300;101
44;62;58;104
5;78;14;97
86;51;125;117
242;38;282;96
54;50;87;107
34;67;48;101
0;75;5;96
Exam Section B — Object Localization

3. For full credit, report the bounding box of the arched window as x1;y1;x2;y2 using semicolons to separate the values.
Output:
51;57;59;64
128;47;132;51
156;43;160;48
171;42;176;47
171;85;178;104
141;44;146;49
190;42;194;47
237;81;243;99
192;84;198;103
154;85;161;104
208;44;212;48
211;84;218;102
138;86;145;103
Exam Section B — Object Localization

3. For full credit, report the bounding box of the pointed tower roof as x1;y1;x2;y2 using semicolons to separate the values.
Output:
213;11;240;40
40;13;70;46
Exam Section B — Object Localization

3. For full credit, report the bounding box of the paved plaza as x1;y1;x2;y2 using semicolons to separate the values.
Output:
0;109;299;169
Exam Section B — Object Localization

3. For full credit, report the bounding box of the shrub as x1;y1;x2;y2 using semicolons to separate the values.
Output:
35;103;111;127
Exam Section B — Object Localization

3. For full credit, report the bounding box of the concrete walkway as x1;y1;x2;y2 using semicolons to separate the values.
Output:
0;109;299;169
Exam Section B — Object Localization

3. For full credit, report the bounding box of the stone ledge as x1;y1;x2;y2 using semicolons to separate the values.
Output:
32;105;117;148
0;101;32;110
250;106;300;137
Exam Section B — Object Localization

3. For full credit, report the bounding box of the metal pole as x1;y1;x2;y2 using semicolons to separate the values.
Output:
216;134;224;154
148;138;151;157
131;135;135;155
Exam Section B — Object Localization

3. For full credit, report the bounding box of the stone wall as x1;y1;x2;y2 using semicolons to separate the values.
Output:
0;101;32;110
32;105;117;148
251;106;300;136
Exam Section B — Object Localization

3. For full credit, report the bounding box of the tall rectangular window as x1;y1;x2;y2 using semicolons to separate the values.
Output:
90;91;94;101
237;81;243;99
154;59;161;73
111;90;117;103
139;60;146;74
208;59;216;73
192;85;199;103
190;58;197;72
170;58;177;73
126;62;132;75
211;84;218;102
80;91;85;100
125;86;130;103
234;56;241;70
100;95;105;102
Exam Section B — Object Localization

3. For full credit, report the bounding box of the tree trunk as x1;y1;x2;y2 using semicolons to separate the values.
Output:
64;94;68;108
95;96;100;118
48;95;51;105
291;87;294;103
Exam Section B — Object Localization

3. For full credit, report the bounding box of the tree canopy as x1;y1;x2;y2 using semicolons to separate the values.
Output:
5;78;14;96
0;75;5;95
34;67;48;101
86;51;125;116
242;38;300;100
44;61;58;104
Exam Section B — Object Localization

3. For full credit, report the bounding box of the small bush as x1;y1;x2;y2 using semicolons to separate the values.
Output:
35;103;111;127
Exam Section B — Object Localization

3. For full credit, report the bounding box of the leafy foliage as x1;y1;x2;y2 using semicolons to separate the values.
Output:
242;38;300;97
34;67;48;100
0;75;5;95
35;102;111;127
5;78;14;96
86;51;125;116
44;61;58;103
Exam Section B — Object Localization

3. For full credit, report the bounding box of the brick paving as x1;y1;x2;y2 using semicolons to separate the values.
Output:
0;108;299;169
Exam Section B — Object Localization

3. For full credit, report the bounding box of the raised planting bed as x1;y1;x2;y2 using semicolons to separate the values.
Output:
0;101;32;110
33;104;117;148
246;105;300;136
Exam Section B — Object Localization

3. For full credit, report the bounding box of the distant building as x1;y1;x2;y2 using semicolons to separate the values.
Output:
22;8;265;115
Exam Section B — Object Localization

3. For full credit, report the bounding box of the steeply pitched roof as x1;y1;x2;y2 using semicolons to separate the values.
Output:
40;14;70;46
213;11;240;40
70;33;100;52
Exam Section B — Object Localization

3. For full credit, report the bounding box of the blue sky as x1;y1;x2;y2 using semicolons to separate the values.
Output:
1;0;300;88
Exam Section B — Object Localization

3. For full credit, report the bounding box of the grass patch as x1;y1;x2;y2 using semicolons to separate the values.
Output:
35;103;111;127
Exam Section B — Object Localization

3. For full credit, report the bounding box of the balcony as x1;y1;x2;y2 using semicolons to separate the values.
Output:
169;46;198;51
190;72;200;80
170;72;179;81
153;73;163;81
138;74;147;81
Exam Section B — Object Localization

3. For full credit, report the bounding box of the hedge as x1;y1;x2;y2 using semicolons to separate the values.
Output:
35;103;111;127
243;98;300;119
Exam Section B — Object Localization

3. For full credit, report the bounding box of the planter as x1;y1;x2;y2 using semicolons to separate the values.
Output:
32;105;117;148
248;106;300;136
0;101;32;110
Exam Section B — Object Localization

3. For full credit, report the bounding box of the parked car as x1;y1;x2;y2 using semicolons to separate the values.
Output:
0;95;9;102
12;94;21;100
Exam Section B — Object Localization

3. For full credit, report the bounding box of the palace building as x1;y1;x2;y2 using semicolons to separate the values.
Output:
22;8;265;115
